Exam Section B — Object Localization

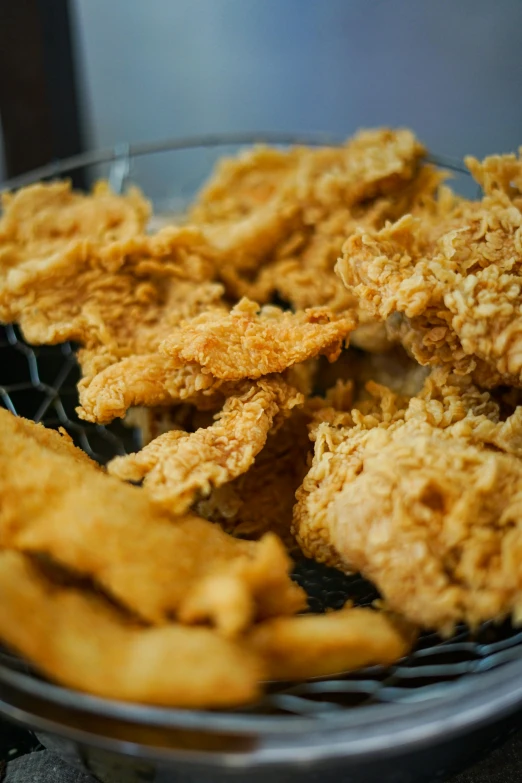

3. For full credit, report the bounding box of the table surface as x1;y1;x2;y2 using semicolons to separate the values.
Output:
2;720;522;782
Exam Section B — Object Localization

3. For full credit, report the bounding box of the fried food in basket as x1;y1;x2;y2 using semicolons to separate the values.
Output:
4;128;522;708
0;551;261;707
337;150;522;387
248;606;416;680
0;409;305;632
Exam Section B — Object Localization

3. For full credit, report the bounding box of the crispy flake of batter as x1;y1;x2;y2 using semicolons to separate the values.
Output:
160;298;356;380
108;377;304;512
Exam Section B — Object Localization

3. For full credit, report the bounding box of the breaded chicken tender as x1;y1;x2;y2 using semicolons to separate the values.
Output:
0;551;261;707
0;409;305;632
0;226;223;378
337;150;522;387
108;376;303;511
191;129;427;309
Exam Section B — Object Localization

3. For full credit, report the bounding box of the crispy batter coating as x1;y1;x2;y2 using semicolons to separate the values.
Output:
160;298;356;380
294;372;522;631
195;409;312;549
247;607;416;680
0;551;261;707
0;180;150;272
108;377;303;511
0;223;223;376
196;130;429;313
77;353;228;424
337;151;522;386
0;409;304;631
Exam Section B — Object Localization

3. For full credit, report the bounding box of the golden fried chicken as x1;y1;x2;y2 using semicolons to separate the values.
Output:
0;551;261;707
77;300;336;425
0;221;223;380
191;129;426;298
108;376;304;512
294;371;522;632
0;409;305;632
77;353;229;424
337;150;522;387
159;298;356;380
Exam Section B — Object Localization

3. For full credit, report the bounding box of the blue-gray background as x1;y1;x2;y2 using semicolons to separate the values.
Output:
72;0;521;157
3;1;520;186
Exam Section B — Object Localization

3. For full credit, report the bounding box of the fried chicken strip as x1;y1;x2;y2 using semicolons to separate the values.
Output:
108;376;304;512
0;409;305;631
77;353;228;424
160;298;356;380
337;150;522;386
0;551;261;707
247;607;416;680
294;372;522;632
78;298;338;425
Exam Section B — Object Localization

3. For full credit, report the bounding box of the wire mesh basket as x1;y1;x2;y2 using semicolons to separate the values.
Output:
1;134;522;783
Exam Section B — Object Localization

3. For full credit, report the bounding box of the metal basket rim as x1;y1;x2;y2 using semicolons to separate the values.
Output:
0;131;469;191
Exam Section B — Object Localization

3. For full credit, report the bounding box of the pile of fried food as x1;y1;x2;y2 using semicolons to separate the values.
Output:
1;127;522;709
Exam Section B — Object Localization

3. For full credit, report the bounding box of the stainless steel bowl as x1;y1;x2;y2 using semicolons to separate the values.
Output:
0;134;519;783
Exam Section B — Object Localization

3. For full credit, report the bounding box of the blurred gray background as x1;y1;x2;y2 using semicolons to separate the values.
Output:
72;0;522;163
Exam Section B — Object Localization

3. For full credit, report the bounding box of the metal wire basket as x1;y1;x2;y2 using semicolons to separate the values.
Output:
1;135;521;783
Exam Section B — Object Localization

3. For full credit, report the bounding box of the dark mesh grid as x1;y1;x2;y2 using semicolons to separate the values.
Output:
2;323;522;719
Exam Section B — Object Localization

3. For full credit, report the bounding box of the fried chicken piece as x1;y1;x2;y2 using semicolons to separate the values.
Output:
192;130;425;279
77;298;341;425
217;156;443;322
160;298;356;380
0;409;305;631
195;409;312;549
108;377;304;512
337;151;522;386
247;606;416;680
0;222;223;378
294;372;522;631
0;551;261;707
0;180;150;273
